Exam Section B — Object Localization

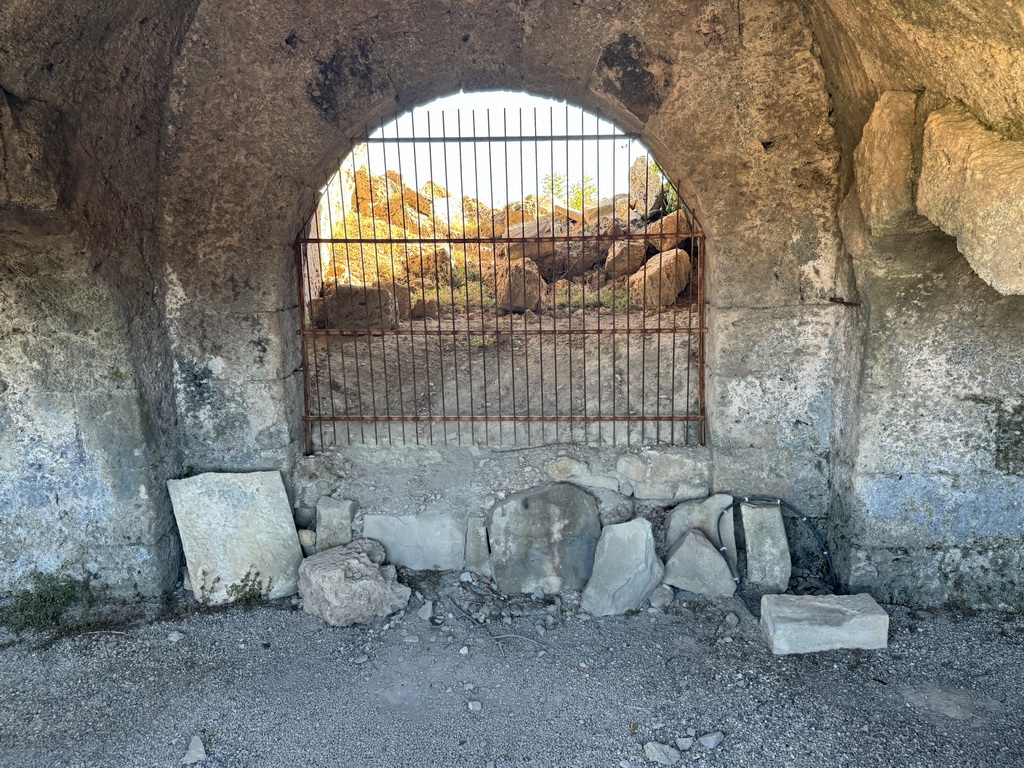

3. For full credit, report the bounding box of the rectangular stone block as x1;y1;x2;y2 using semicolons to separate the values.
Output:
740;500;791;592
760;593;889;655
363;512;465;571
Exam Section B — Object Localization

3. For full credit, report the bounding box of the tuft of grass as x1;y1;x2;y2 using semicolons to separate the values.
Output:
226;570;271;609
554;281;630;311
0;571;95;634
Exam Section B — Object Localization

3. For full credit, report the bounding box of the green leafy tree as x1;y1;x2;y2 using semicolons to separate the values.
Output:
568;175;597;210
541;172;566;201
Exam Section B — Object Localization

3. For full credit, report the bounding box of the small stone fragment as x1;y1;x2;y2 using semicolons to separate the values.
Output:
468;700;482;712
417;601;434;622
698;732;723;749
581;518;664;616
665;493;736;568
167;631;184;643
181;735;206;765
675;736;694;751
643;741;681;765
316;497;355;551
648;583;675;609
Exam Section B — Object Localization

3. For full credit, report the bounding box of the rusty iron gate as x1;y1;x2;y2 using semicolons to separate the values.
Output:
296;103;706;450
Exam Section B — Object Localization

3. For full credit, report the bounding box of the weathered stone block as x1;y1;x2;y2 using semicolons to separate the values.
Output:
629;156;665;218
628;249;690;309
917;106;1024;295
166;471;303;604
316;497;355;551
495;257;545;313
310;283;398;330
298;541;411;627
665;494;736;569
663;529;736;597
855;91;932;237
605;239;649;278
643;210;692;252
363;512;465;571
488;483;600;594
581;518;664;616
760;593;889;655
740;501;791;593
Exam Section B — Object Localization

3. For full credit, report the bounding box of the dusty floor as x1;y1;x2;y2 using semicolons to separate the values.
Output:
1;580;1022;768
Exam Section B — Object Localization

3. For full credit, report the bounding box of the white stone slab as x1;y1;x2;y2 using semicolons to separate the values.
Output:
582;518;664;616
665;494;736;569
761;593;889;655
663;529;736;597
740;500;791;592
464;516;493;577
167;471;302;604
363;512;465;571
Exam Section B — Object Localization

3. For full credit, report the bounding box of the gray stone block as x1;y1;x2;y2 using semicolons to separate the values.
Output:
760;593;889;654
316;497;355;551
663;529;736;597
464;516;492;578
488;483;600;595
740;501;791;593
581;518;664;616
167;471;302;605
665;494;736;568
363;512;465;571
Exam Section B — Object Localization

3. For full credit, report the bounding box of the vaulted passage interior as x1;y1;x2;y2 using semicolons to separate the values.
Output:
1;0;1023;608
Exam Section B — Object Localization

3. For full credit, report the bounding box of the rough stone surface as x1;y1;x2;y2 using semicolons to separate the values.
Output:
605;240;649;278
643;741;680;766
464;517;492;578
581;518;664;616
648;583;675;609
662;530;736;598
740;501;792;593
628;249;688;310
166;472;303;605
488;483;600;595
665;494;737;569
310;283;399;331
855;91;933;237
315;497;355;551
181;735;207;765
643;211;691;252
297;541;411;627
363;513;466;571
917;105;1024;295
494;258;545;313
760;593;889;655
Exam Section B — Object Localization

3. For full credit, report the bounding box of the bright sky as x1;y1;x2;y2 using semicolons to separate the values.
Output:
349;91;658;209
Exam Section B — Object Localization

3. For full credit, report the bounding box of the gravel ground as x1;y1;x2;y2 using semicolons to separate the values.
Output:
1;582;1022;768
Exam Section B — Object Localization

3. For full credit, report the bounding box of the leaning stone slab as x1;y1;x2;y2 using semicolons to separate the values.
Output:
740;500;791;593
298;541;411;627
760;593;889;655
363;512;465;571
167;471;302;605
488;483;600;595
464;516;492;578
917;105;1024;295
581;518;664;616
663;529;736;598
665;494;736;569
316;497;355;551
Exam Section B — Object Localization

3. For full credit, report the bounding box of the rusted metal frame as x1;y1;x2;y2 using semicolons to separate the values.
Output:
697;230;708;445
504;108;517;445
564;103;574;443
294;238;314;454
351;129;378;444
298;233;656;246
579;107;590;442
300;326;704;337
321;178;344;448
477;110;493;440
451;112;475;445
436;110;462;445
401;113;430;445
357;133;635;144
304;413;703;423
389;127;413;445
331;168;362;446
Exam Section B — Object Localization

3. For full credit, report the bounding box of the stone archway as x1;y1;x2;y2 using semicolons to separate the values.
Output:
157;0;842;513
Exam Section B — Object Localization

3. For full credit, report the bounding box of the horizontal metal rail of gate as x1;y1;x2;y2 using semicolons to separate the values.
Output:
295;105;706;450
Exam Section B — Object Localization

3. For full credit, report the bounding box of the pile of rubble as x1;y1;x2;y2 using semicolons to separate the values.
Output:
166;467;889;657
310;157;698;330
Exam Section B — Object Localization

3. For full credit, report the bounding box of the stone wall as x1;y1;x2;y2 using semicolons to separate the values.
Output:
0;0;1022;606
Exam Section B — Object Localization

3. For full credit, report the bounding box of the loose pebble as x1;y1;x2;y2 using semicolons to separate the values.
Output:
167;631;184;643
468;700;483;712
698;732;724;749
